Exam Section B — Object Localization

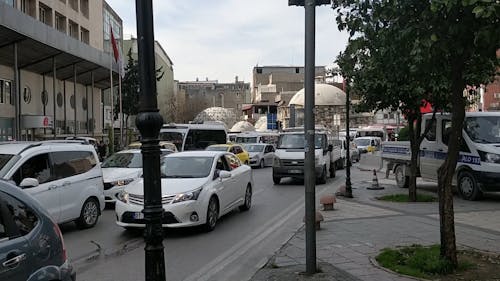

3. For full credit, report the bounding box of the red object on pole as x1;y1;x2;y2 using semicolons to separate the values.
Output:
110;28;120;62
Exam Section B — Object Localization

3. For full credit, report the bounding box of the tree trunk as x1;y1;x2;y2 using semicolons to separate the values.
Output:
437;68;465;268
407;115;418;202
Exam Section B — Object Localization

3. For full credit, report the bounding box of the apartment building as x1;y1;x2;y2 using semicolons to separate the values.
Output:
0;0;122;141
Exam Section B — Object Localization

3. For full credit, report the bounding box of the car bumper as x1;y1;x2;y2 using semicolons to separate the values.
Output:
473;171;500;192
249;158;261;167
272;166;323;178
115;199;207;228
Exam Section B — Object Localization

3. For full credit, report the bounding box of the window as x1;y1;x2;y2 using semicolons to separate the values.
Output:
0;191;38;238
424;120;437;141
225;154;241;170
256;68;262;74
494;93;500;99
38;2;52;26
68;20;79;39
69;0;78;11
0;0;14;7
295;68;300;74
80;27;89;44
0;80;4;104
55;12;66;33
51;151;96;179
80;0;89;18
12;153;51;186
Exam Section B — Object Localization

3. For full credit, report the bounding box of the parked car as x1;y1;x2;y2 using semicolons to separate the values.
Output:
205;144;250;165
102;149;174;203
354;136;381;153
0;179;76;281
127;141;178;152
115;151;253;231
242;143;275;168
0;141;104;229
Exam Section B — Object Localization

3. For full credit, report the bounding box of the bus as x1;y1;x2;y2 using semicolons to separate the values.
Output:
159;122;227;151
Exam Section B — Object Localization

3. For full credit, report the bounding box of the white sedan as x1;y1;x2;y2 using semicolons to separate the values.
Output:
115;151;253;231
102;149;173;203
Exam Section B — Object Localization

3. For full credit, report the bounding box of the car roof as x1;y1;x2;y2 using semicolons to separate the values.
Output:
208;144;235;147
242;143;266;146
166;150;225;158
0;141;94;155
354;136;380;140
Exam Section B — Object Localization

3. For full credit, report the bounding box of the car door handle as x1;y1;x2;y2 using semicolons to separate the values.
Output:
422;147;428;150
3;253;26;268
62;181;71;186
438;149;443;152
48;185;58;190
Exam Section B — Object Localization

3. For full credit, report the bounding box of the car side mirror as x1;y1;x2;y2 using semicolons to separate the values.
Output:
219;170;231;179
20;178;39;188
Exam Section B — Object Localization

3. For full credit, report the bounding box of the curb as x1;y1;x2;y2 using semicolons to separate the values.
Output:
369;257;431;281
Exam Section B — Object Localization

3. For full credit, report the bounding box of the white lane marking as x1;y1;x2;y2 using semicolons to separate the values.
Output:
183;176;342;281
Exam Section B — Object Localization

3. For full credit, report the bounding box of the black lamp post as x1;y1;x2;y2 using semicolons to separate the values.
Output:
344;79;353;198
135;1;166;280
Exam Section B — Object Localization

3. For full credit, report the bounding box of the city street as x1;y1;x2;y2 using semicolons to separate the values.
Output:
61;167;344;281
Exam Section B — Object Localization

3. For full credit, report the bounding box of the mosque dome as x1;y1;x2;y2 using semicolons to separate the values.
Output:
193;107;237;128
289;84;346;106
230;121;255;132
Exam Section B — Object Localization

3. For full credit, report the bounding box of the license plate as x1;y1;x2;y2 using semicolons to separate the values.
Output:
133;212;144;219
289;170;302;174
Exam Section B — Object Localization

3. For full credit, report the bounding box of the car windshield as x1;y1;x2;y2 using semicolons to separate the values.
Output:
465;116;500;144
102;152;142;168
355;139;371;146
206;146;228;151
159;132;185;151
277;134;325;149
244;144;265;152
236;137;258;143
161;156;213;178
0;154;14;170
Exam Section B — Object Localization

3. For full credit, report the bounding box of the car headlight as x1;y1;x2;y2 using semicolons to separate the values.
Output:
111;178;135;186
478;151;500;164
273;156;281;166
116;190;129;203
172;188;202;204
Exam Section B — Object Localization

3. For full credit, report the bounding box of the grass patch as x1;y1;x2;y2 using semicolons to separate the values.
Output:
377;193;437;202
375;245;473;279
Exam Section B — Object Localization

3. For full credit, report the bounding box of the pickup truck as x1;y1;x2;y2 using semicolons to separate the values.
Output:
382;112;500;200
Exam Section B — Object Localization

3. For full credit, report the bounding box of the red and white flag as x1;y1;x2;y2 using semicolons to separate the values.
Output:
110;27;125;78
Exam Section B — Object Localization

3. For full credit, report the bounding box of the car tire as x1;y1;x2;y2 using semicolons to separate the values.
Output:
76;198;100;229
239;184;252;211
458;170;482;201
204;196;219;232
259;160;265;169
338;158;345;170
395;165;409;189
273;175;281;185
316;166;327;184
330;162;336;178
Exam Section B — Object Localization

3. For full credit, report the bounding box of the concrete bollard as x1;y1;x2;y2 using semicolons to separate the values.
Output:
319;194;337;211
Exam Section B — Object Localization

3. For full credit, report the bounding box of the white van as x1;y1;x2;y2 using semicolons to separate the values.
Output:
0;141;105;228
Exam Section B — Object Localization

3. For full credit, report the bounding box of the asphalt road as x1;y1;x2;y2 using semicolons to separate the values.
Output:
61;166;343;281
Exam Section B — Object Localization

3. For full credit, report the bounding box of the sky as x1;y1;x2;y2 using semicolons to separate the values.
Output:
106;0;349;84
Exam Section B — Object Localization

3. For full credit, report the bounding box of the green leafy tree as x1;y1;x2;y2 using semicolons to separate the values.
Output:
333;0;499;267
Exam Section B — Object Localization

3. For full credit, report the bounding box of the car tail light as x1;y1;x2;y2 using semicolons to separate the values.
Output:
53;222;67;262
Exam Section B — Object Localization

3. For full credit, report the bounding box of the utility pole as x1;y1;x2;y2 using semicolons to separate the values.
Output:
135;1;166;280
289;0;331;275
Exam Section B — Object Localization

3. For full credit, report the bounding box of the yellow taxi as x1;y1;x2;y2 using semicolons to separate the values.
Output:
205;144;250;165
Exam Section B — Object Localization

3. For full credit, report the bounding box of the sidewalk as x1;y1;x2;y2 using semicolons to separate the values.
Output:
250;166;500;281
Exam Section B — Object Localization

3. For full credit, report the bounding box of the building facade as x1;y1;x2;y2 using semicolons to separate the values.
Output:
177;77;251;123
123;37;175;123
0;0;121;141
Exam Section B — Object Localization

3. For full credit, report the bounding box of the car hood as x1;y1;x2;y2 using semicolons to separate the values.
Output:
249;152;262;158
275;149;322;158
102;168;142;183
473;142;500;154
125;177;209;196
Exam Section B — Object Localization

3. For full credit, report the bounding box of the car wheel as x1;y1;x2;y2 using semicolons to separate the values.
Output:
259;160;265;169
330;162;336;178
458;171;482;201
273;175;281;185
316;166;327;184
339;158;345;170
239;184;252;211
395;165;409;188
76;198;100;229
204;196;219;232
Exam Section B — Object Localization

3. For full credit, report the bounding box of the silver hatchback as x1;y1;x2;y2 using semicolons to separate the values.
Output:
243;143;275;168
